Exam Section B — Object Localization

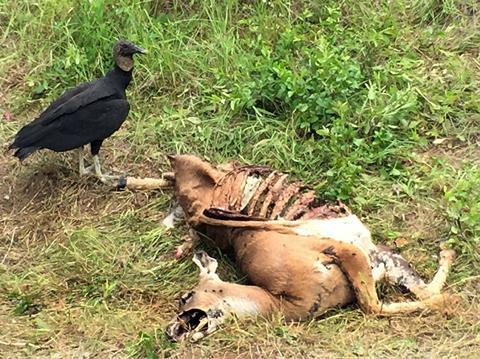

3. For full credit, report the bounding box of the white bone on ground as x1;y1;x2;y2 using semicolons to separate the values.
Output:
162;205;185;229
191;332;205;342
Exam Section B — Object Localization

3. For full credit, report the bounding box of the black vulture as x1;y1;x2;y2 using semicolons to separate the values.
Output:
8;39;146;182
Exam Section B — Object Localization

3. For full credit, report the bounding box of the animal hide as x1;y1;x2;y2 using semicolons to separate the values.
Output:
170;154;350;227
165;155;456;342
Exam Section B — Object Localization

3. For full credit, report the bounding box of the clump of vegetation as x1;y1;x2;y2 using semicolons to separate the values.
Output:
0;0;479;357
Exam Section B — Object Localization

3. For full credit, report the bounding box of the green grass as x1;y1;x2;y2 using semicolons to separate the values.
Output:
0;0;479;357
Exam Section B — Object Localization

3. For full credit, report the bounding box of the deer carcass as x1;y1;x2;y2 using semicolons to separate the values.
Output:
161;155;456;341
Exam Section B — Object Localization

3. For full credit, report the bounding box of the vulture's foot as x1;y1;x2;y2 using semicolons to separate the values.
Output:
91;154;121;184
80;164;95;176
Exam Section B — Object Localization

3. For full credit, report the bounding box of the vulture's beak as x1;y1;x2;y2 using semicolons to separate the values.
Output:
133;44;147;55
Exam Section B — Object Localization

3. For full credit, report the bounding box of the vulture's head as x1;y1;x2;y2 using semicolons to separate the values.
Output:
113;39;147;71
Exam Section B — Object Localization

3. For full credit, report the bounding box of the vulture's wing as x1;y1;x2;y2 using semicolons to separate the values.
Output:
22;98;131;152
10;79;119;149
14;98;130;151
56;97;130;141
33;79;116;126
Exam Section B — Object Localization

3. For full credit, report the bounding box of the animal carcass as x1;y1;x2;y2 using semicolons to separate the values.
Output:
161;155;456;342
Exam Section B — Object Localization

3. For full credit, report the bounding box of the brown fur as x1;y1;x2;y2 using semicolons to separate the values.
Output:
169;154;223;226
231;229;355;320
156;155;457;340
166;155;454;314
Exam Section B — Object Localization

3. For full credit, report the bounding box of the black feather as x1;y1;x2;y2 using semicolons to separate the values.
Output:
9;40;143;160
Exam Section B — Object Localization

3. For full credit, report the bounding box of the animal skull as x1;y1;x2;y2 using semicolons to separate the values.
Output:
166;251;269;342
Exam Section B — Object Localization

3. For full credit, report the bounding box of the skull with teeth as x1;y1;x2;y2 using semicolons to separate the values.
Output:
166;251;228;342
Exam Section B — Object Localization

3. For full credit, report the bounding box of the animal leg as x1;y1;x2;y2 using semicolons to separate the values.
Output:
371;293;449;314
315;240;452;315
314;240;382;313
175;229;200;260
372;245;455;300
418;249;456;298
118;176;174;190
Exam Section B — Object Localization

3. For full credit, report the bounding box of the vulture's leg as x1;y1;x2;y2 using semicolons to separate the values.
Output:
92;155;119;183
78;147;93;176
92;154;104;180
90;140;119;183
78;147;86;174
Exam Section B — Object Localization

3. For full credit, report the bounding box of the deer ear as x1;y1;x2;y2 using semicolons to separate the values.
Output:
192;250;219;279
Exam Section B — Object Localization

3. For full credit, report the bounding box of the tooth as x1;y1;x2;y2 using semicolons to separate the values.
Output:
196;317;209;331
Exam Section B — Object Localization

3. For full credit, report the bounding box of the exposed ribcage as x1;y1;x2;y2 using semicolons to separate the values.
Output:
209;166;350;221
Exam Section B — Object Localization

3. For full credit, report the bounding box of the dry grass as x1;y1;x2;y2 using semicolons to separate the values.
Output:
1;134;479;358
1;0;479;357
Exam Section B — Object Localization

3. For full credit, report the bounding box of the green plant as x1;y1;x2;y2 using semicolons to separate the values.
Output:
1;0;479;356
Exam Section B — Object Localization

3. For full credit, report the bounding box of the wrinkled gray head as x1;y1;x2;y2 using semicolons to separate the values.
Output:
113;39;146;71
